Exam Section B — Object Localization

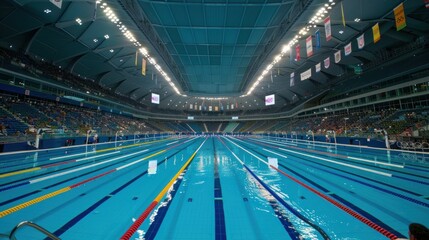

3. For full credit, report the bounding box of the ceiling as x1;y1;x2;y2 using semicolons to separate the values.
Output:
0;0;428;113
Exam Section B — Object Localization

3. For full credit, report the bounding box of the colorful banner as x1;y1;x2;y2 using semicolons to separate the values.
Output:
324;57;330;69
315;63;321;72
324;16;332;42
151;93;160;104
265;94;275;106
334;50;341;63
141;58;146;76
300;68;312;81
290;72;295;87
344;42;352;56
295;44;301;61
49;0;62;9
394;3;407;31
357;33;365;49
306;36;313;57
372;23;381;43
315;30;321;49
341;2;346;27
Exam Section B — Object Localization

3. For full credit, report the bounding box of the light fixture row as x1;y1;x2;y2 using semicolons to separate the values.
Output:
96;0;182;95
244;0;337;96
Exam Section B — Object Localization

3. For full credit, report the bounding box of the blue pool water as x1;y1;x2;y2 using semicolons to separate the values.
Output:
0;135;428;239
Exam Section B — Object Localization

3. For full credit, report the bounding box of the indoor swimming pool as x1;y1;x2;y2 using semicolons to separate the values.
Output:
0;135;428;239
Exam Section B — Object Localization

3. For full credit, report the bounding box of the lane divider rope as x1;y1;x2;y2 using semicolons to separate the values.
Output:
219;137;328;240
238;137;401;239
120;138;207;240
0;140;193;218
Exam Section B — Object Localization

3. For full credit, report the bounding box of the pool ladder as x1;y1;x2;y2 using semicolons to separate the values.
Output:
0;221;60;240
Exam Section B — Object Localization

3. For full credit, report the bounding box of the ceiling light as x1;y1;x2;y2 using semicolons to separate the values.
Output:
109;49;114;52
354;18;361;22
339;30;344;34
93;38;98;42
104;34;109;39
44;9;51;14
75;18;82;25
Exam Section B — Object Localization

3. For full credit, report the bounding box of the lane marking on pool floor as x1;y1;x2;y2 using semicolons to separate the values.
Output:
0;151;124;179
120;138;207;240
0;139;199;218
226;137;401;240
220;137;323;240
0;138;178;178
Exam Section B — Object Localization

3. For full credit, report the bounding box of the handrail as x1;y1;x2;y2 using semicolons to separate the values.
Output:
9;221;60;240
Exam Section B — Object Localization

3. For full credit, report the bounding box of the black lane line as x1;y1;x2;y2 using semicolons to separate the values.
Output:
0;140;194;206
47;139;203;239
219;137;307;240
237;137;406;238
213;138;227;240
247;138;425;196
0;141;175;189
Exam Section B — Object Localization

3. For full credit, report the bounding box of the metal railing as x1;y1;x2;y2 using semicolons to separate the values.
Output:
7;221;60;240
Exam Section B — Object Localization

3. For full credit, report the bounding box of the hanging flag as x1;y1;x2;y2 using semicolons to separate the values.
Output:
315;63;321;72
195;104;198;110
394;3;407;31
334;50;341;63
141;58;146;76
199;105;202;111
49;0;62;9
135;51;138;66
290;72;295;87
231;104;234;110
372;23;381;43
357;33;365;49
300;68;312;81
340;2;346;27
190;104;193;110
324;16;332;42
315;30;321;49
226;104;229;110
215;106;219;111
306;36;313;57
295;44;301;61
425;0;429;8
324;57;330;69
344;42;352;56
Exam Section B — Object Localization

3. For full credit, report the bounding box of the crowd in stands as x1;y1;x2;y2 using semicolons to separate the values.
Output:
0;93;159;139
1;89;428;145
